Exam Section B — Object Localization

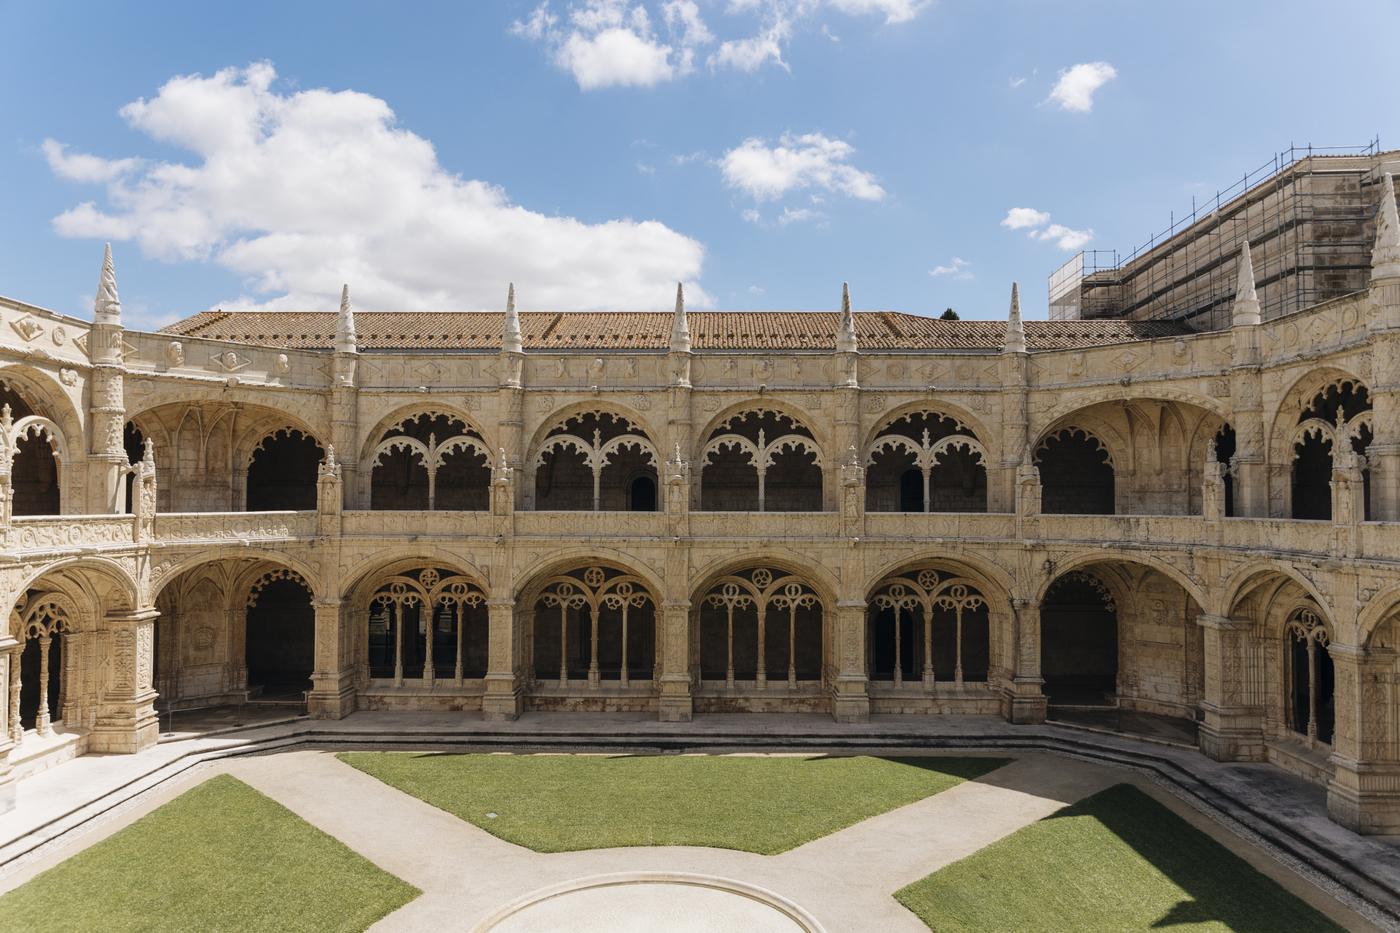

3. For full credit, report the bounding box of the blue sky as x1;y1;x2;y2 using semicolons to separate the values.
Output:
2;0;1397;328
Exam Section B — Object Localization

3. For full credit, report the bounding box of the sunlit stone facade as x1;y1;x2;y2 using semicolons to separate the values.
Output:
4;174;1400;834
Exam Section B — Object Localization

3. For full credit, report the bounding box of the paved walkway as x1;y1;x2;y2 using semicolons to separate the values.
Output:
0;712;1395;929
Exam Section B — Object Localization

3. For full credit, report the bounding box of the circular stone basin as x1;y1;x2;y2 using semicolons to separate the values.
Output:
479;872;824;933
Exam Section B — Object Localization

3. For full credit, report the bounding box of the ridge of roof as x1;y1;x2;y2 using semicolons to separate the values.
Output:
158;309;1191;352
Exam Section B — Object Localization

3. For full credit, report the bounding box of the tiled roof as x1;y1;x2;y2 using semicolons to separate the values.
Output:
160;310;1191;352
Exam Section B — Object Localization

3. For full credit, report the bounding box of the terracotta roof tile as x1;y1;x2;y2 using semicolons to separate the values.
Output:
159;310;1190;352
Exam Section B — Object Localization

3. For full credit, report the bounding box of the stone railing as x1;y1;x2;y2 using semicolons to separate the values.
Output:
513;512;668;539
340;510;497;538
6;514;137;551
153;511;316;544
687;512;842;539
863;512;1016;541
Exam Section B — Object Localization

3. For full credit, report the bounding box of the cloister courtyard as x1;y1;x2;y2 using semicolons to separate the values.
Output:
0;712;1389;932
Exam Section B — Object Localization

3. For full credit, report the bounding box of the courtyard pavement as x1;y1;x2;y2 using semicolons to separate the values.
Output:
0;713;1394;930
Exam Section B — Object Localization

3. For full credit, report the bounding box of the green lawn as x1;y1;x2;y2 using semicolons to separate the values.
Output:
0;774;418;933
895;783;1343;933
339;752;1008;854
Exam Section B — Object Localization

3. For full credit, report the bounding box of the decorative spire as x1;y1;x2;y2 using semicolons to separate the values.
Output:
335;284;358;353
1002;281;1027;353
503;282;523;355
94;243;122;325
670;281;691;353
1373;172;1400;281
836;282;857;353
142;437;155;469
1232;241;1262;327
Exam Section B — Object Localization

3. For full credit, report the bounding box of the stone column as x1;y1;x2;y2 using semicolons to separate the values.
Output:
1195;613;1265;761
88;608;159;754
1327;643;1400;833
831;599;869;723
482;597;523;720
308;599;355;719
0;639;17;813
1005;598;1046;724
657;600;693;722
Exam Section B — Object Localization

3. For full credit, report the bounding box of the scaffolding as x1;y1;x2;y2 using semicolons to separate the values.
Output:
1048;139;1389;329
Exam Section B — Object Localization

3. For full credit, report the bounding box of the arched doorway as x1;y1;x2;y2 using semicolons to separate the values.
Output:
1041;571;1118;705
246;429;322;511
529;565;657;689
1285;608;1334;746
1036;428;1114;514
695;567;823;695
15;592;70;735
365;567;488;685
700;409;823;511
245;570;315;701
867;569;990;687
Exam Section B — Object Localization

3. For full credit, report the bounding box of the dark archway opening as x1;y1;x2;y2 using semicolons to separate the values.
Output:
1291;434;1332;520
123;422;145;514
1288;630;1335;745
1041;572;1117;705
629;474;657;511
247;429;321;511
1037;429;1114;514
898;469;922;513
18;633;62;730
1213;424;1236;517
2;381;60;516
246;577;314;699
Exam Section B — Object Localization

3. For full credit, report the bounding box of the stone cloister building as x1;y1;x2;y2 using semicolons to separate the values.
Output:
4;173;1400;836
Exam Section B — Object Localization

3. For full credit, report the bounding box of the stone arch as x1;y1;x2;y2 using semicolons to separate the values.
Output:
152;547;326;605
1218;560;1334;624
1034;426;1117;514
359;402;494;466
694;397;829;460
860;398;996;456
7;558;140;740
518;559;660;691
342;549;491;604
245;427;324;511
864;406;990;513
1036;387;1230;432
1266;366;1368;468
863;562;998;690
0;366;81;516
1035;550;1208;614
1039;555;1207;718
1358;583;1400;648
691;557;828;695
689;548;842;612
363;408;492;511
526;404;660;512
149;553;321;707
697;402;825;512
0;364;83;447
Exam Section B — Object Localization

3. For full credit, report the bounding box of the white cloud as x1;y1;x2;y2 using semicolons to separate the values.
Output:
511;0;700;89
1031;223;1094;250
635;161;656;175
721;132;883;202
827;0;927;25
741;208;763;224
1046;61;1117;112
747;284;765;295
46;63;708;318
1001;207;1050;230
777;206;823;225
41;140;142;183
515;0;928;87
711;27;790;72
1000;206;1092;251
929;257;972;279
1008;76;1026;89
